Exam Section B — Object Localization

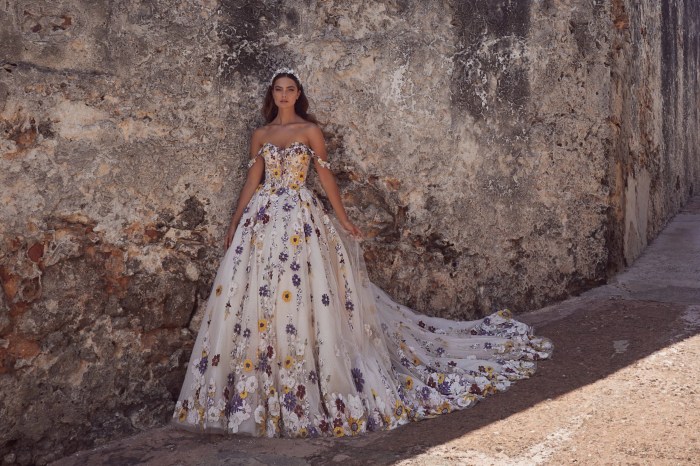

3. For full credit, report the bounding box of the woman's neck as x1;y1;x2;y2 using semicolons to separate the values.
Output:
275;107;299;125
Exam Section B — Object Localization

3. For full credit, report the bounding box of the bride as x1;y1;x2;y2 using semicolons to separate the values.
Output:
172;68;553;438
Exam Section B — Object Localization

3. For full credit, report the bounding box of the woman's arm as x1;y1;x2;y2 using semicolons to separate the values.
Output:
224;130;265;249
307;126;362;238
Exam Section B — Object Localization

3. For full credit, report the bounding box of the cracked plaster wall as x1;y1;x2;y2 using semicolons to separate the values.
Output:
0;0;699;463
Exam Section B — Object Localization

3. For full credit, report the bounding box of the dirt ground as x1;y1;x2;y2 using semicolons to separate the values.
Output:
50;198;700;466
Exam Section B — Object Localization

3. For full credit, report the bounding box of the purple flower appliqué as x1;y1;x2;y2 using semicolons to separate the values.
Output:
259;285;271;297
226;393;243;415
351;368;365;392
438;381;451;395
197;356;208;374
292;274;301;287
290;262;300;271
283;392;297;411
286;324;297;335
321;294;330;306
279;251;288;262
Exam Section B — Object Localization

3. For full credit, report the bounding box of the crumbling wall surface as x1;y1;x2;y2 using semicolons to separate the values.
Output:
0;1;230;464
0;0;699;464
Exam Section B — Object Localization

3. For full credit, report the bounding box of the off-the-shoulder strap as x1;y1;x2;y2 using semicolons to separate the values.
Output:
247;153;263;169
313;153;331;169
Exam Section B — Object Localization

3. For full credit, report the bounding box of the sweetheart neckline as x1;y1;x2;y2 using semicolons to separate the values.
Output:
259;141;314;153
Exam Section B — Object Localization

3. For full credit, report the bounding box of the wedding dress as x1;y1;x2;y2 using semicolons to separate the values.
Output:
172;141;553;437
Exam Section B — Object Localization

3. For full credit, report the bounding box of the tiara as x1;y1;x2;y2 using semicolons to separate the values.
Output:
270;67;300;85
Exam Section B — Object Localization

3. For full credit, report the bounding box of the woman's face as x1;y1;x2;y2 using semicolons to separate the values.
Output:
272;76;301;110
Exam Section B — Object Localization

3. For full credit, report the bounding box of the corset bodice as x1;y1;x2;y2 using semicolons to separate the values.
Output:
254;142;329;190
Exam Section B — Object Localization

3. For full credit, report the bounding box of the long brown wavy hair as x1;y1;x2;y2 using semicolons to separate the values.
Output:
262;72;319;124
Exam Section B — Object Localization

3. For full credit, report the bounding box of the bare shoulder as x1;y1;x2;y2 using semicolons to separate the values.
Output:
303;122;324;139
249;126;268;153
253;126;271;139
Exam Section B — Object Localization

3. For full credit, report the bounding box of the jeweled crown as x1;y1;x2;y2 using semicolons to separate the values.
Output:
270;67;300;85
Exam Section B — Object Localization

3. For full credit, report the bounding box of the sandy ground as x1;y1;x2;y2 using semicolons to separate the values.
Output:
52;197;700;466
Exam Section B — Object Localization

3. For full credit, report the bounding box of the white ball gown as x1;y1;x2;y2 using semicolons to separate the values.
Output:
172;141;553;438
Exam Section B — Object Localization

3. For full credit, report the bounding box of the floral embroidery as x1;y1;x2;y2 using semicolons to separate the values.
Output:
351;368;364;392
282;290;292;303
172;141;553;438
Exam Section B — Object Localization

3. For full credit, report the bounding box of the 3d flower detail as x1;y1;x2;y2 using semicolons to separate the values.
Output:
243;359;254;372
258;319;268;333
290;235;301;246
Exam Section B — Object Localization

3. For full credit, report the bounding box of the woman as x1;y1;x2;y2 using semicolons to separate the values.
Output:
172;68;552;438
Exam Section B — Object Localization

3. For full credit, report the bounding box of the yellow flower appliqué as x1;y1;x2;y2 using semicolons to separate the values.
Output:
243;359;253;372
290;235;301;246
282;290;292;302
438;401;451;414
258;319;268;332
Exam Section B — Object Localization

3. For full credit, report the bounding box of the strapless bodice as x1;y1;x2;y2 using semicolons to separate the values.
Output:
254;142;329;191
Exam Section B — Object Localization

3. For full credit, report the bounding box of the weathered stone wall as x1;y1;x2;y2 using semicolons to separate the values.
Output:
0;0;698;463
607;0;700;266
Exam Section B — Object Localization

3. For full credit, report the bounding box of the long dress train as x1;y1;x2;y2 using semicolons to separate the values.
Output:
172;141;553;438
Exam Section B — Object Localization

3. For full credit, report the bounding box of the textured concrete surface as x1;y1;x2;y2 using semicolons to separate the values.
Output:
2;0;700;463
49;197;700;465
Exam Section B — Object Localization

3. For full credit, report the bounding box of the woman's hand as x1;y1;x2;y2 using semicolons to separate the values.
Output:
224;224;236;250
339;217;362;239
